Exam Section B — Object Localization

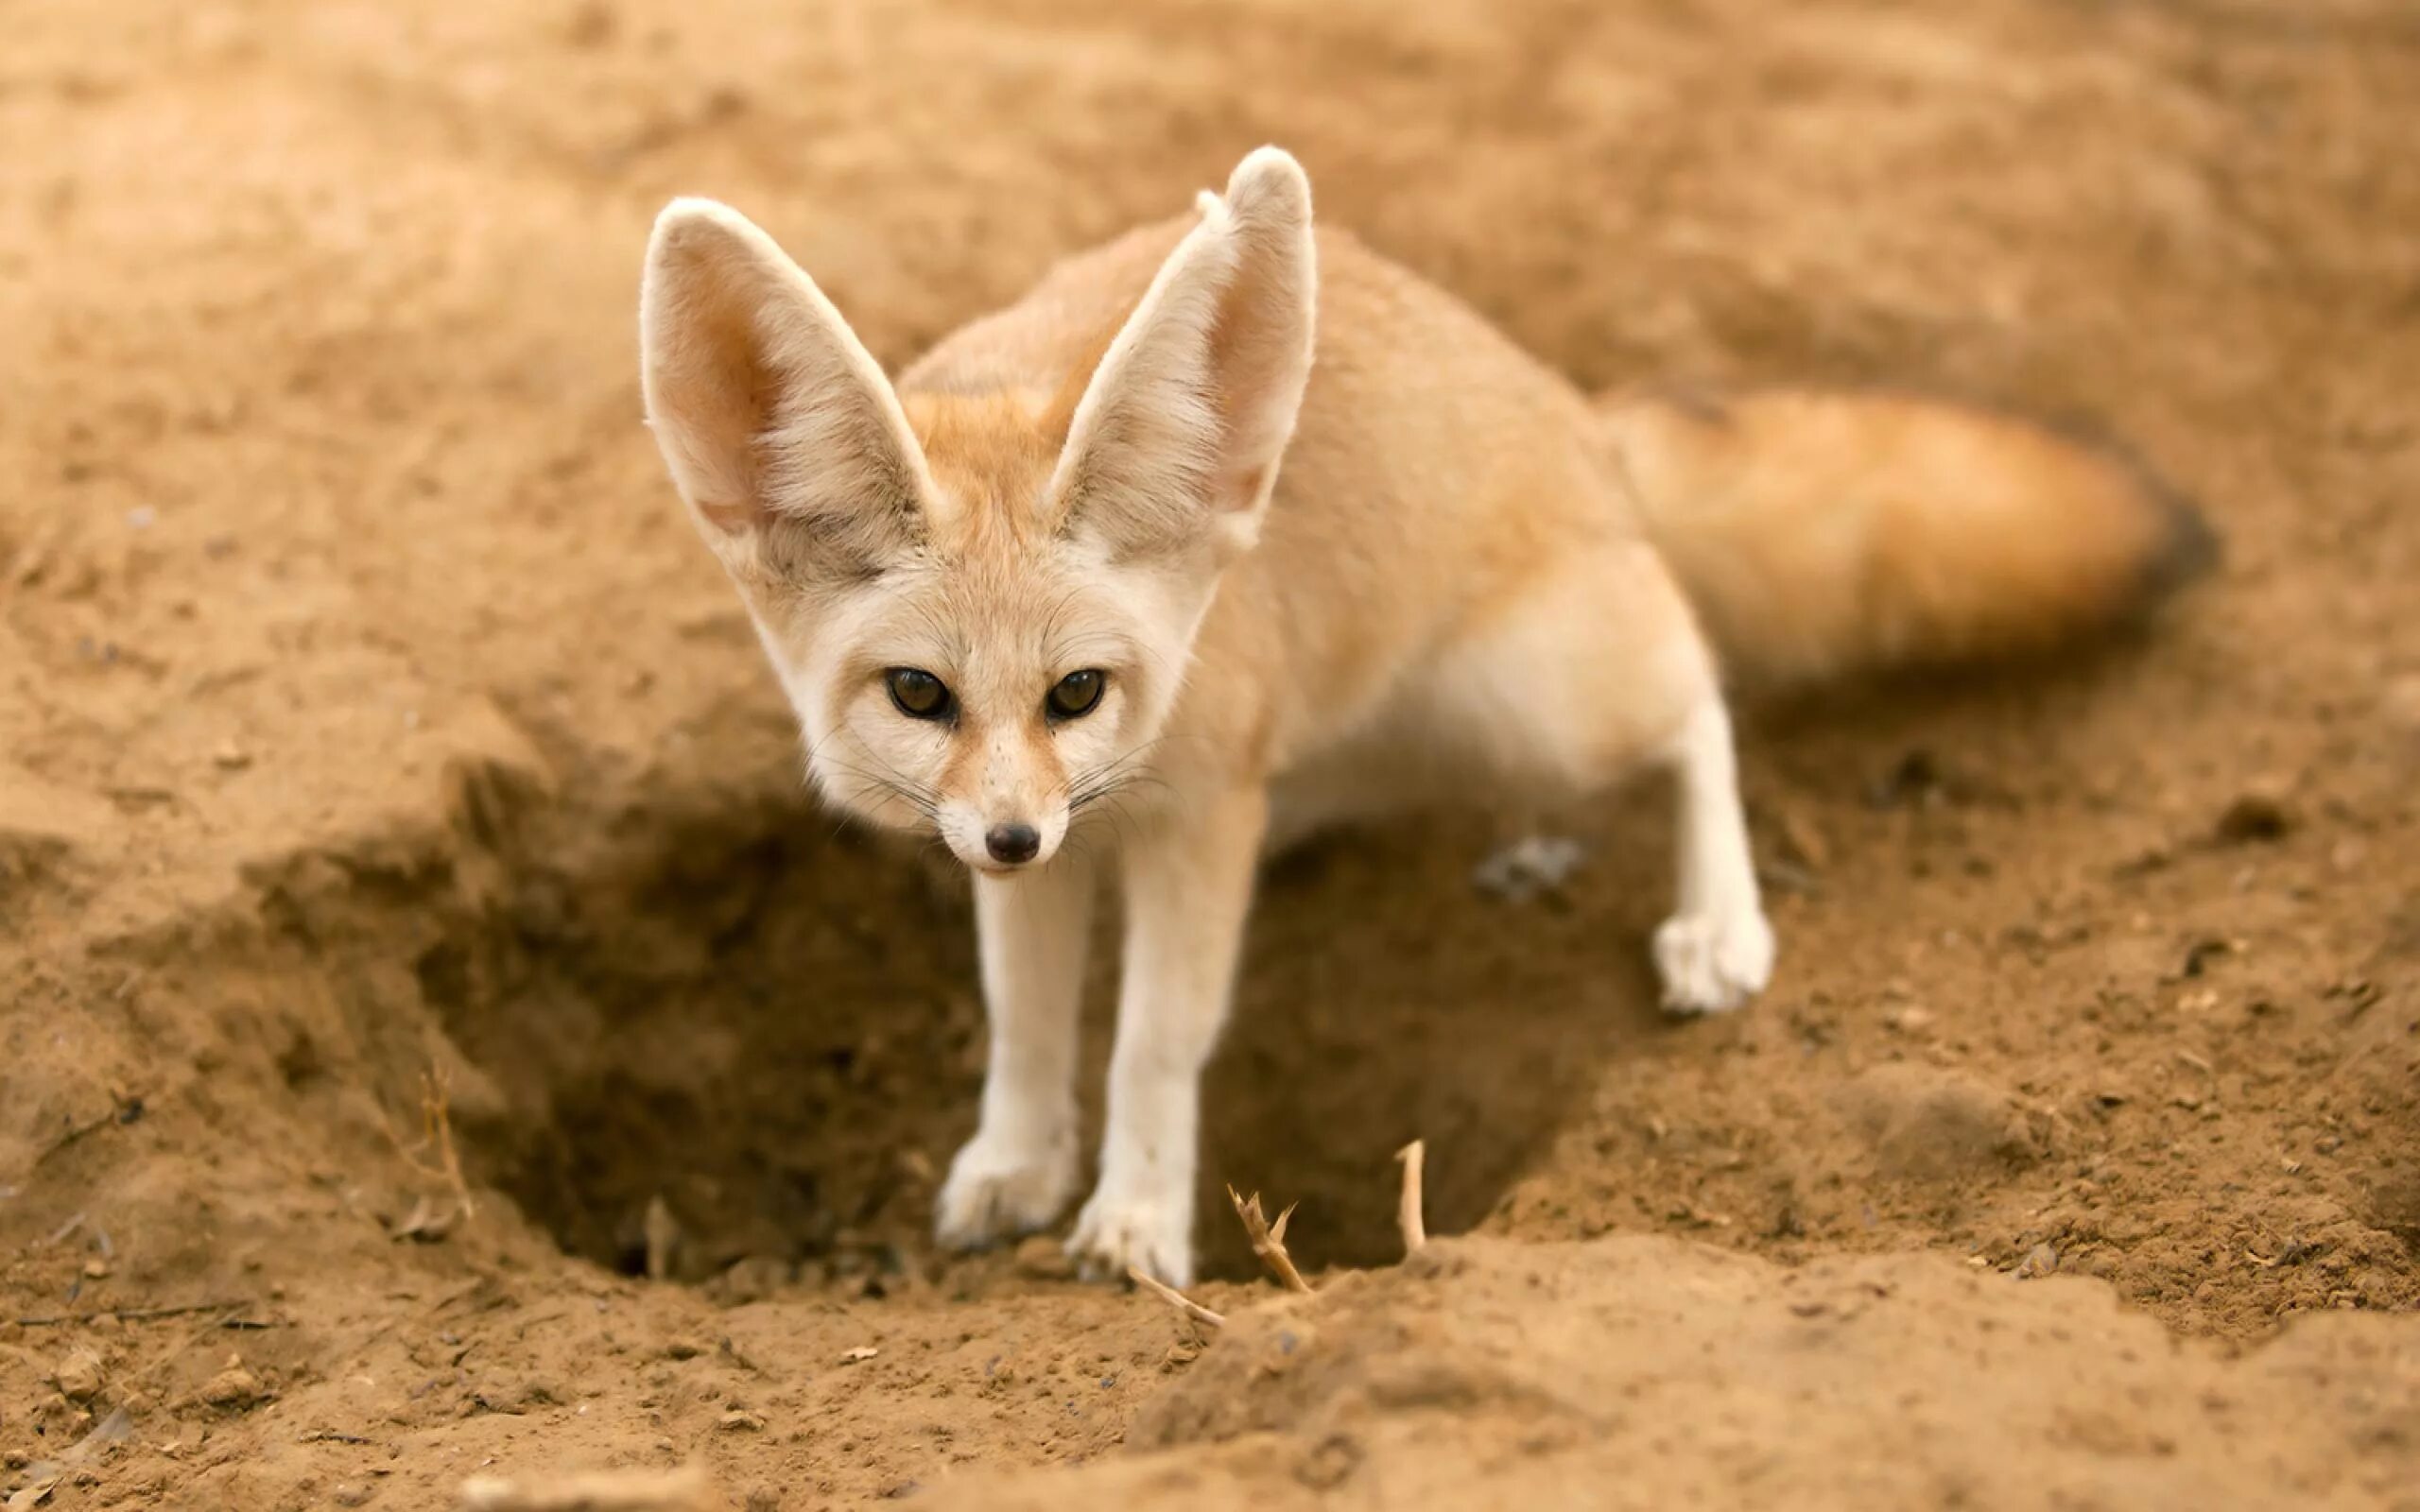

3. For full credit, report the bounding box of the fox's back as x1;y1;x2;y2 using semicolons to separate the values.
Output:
901;216;1640;771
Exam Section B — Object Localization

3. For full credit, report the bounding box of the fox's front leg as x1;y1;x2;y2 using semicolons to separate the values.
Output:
1068;786;1266;1286
935;856;1095;1248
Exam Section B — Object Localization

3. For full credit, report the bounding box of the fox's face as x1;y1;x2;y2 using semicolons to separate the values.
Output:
639;153;1317;872
733;424;1221;870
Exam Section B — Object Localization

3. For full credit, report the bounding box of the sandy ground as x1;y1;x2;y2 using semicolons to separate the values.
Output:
5;0;2419;1507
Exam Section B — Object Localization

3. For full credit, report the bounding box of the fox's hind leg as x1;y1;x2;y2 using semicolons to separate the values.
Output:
1432;536;1773;1011
1651;696;1772;1012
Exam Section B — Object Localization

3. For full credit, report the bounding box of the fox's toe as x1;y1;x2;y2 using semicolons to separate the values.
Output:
1653;907;1774;1015
1068;1187;1194;1289
934;1131;1080;1250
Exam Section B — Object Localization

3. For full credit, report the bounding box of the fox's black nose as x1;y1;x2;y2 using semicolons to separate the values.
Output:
985;822;1042;865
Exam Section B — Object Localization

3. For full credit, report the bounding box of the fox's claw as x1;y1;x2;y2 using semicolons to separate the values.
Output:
934;1130;1080;1250
1068;1185;1193;1288
1653;906;1774;1015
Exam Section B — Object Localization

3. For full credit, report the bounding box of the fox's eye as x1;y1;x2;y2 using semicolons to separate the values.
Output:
1046;669;1107;720
885;668;953;720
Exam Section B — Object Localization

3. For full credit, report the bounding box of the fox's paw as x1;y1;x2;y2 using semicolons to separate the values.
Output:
1068;1184;1194;1288
934;1129;1080;1250
1653;906;1774;1015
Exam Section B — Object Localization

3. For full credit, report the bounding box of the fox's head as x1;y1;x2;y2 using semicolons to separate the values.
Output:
638;149;1316;872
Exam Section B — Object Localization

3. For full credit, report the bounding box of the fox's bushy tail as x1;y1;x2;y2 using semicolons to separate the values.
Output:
1599;387;2217;688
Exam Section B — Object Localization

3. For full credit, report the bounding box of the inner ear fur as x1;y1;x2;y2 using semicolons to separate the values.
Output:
639;198;940;578
1045;147;1319;562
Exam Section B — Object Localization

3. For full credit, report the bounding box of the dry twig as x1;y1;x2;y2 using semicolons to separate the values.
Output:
641;1195;679;1282
1125;1265;1225;1330
15;1298;253;1328
458;1464;715;1512
133;1303;255;1387
382;1065;475;1220
1396;1140;1428;1254
1227;1185;1314;1294
34;1109;121;1167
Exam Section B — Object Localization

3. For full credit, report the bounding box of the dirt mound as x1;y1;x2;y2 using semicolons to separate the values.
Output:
1825;1063;2041;1182
947;1236;2420;1510
6;0;2420;1507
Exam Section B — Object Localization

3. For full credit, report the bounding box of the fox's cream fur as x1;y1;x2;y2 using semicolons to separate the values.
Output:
639;148;2209;1285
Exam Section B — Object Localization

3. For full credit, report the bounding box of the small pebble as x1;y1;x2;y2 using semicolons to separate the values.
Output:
1013;1235;1074;1280
1472;834;1585;902
200;1355;263;1408
1776;807;1830;870
2215;789;2290;843
53;1347;105;1401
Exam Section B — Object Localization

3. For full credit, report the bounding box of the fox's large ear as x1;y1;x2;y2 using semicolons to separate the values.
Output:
1046;147;1317;563
640;199;937;577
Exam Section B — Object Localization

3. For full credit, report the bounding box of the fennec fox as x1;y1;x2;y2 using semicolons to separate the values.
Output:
638;147;2209;1285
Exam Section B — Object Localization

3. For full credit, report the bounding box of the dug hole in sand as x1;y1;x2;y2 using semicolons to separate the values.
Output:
3;0;2418;1507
